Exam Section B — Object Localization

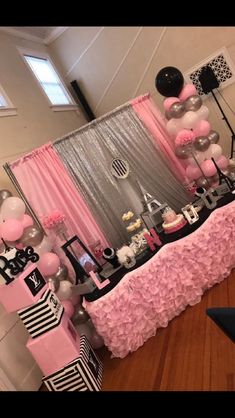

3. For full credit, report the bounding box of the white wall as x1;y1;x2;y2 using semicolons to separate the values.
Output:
49;26;235;156
0;31;87;192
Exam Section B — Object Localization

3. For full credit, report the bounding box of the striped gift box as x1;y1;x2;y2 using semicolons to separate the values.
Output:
18;288;64;338
42;335;103;391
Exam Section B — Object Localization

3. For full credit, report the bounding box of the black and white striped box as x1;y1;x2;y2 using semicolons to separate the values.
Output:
18;288;64;338
42;335;103;391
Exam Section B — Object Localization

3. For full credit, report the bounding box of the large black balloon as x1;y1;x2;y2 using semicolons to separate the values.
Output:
155;66;184;97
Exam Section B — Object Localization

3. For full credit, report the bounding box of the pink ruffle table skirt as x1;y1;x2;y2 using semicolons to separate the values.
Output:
83;200;235;358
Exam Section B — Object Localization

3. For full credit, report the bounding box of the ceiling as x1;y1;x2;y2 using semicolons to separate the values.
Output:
0;27;68;44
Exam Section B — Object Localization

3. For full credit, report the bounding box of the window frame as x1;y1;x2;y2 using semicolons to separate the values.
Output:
0;83;17;117
17;47;78;112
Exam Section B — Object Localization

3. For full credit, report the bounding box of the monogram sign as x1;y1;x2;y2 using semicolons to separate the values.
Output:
0;246;39;285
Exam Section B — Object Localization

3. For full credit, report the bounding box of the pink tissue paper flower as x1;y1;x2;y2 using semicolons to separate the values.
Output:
175;129;195;147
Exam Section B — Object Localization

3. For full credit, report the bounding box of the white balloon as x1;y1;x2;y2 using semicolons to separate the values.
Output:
34;235;53;256
204;144;222;160
166;118;182;136
181;111;200;129
196;105;210;121
56;280;73;301
1;197;25;220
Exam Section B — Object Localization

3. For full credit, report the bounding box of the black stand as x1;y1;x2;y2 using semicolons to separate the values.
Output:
211;90;235;159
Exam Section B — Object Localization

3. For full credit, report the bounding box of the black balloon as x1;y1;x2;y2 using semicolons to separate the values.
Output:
155;66;184;97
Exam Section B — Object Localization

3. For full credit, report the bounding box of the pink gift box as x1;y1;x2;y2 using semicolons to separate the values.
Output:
27;314;81;376
0;264;47;313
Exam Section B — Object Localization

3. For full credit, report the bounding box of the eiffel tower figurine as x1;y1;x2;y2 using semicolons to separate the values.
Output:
211;158;234;190
136;180;168;230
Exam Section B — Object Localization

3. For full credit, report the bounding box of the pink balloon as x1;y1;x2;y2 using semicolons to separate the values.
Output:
185;164;202;181
179;84;197;102
22;214;34;229
61;300;75;318
69;294;81;306
1;219;24;241
216;155;229;170
201;160;217;177
163;97;180;112
193;120;211;137
38;252;60;276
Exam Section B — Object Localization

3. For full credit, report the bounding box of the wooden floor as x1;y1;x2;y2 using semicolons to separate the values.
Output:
96;269;235;391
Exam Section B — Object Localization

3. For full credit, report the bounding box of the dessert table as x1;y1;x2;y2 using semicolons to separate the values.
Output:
83;197;235;358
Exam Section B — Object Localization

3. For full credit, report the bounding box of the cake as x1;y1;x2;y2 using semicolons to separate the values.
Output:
162;207;187;234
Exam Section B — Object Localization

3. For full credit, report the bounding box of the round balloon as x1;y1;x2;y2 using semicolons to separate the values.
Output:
201;160;217;177
194;136;210;152
205;143;222;160
208;130;220;144
20;225;44;247
0;190;12;206
166;118;182;136
47;277;60;293
216;155;229;170
1;219;24;241
90;331;104;349
38;252;60;276
179;84;197;101
196;105;210;121
163;97;180;112
54;264;69;282
1;197;25;221
193;120;211;137
181;111;200;129
175;146;191;159
155;67;184;97
75;323;92;342
56;280;73;300
185;164;202;181
184;95;202;112
34;235;53;257
72;305;90;325
22;214;34;229
168;102;185;119
196;176;212;189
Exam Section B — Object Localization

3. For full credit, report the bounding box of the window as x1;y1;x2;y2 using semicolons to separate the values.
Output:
20;49;78;111
0;84;17;117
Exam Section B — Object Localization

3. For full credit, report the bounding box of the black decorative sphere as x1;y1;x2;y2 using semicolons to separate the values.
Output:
155;66;184;97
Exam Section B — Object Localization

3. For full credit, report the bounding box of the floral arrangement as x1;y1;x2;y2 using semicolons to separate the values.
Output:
175;129;195;147
42;210;66;230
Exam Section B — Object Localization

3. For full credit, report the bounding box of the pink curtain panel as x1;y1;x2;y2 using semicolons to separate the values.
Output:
10;143;109;268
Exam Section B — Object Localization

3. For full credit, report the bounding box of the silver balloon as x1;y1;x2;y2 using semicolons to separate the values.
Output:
208;130;220;144
165;110;171;120
194;136;210;152
184;95;202;112
175;146;191;159
20;226;44;247
90;331;104;349
72;305;90;325
0;190;12;205
168;102;186;119
196;176;211;189
48;276;60;292
54;264;69;282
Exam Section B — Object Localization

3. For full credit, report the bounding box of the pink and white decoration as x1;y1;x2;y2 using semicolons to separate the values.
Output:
165;83;229;189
